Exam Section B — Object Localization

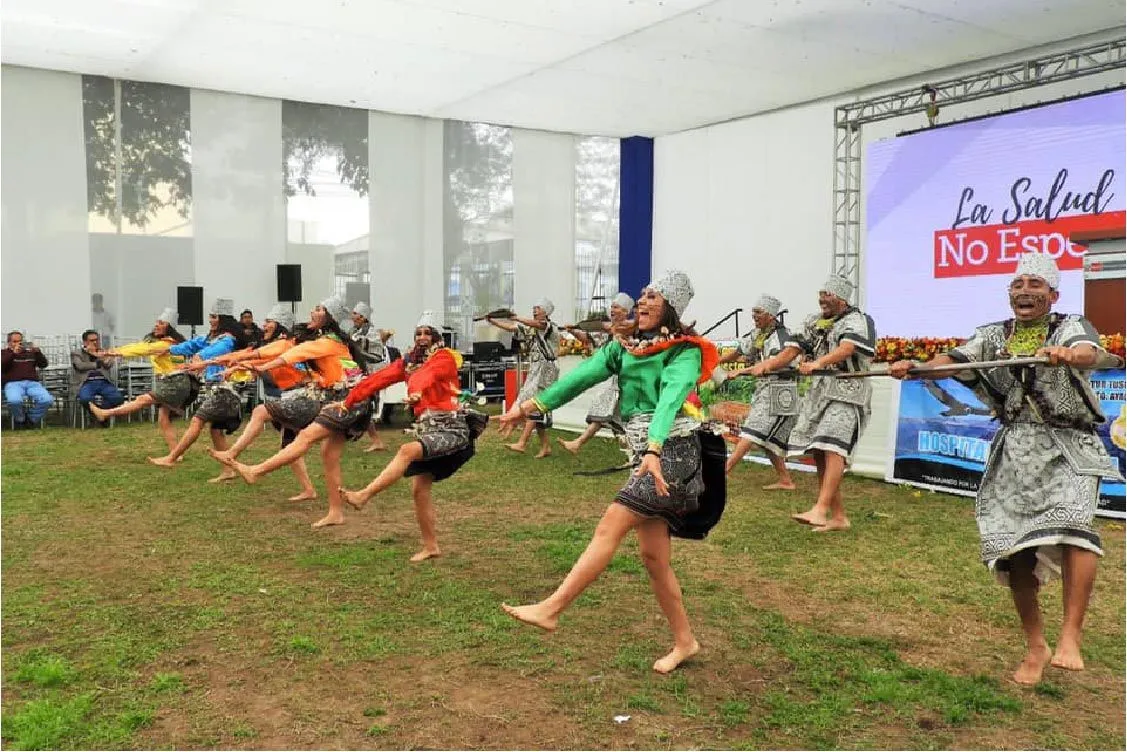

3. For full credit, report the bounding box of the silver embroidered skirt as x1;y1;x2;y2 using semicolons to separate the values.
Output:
150;373;199;411
313;399;374;440
264;386;341;433
614;415;728;539
404;410;476;482
193;384;244;434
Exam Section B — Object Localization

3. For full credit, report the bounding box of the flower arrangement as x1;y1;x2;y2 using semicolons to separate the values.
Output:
873;334;1125;363
1100;333;1125;359
873;337;966;364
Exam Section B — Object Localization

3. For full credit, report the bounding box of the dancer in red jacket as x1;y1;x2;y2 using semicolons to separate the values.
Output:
340;311;486;561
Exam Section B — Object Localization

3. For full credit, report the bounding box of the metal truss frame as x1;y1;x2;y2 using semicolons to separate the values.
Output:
832;36;1126;296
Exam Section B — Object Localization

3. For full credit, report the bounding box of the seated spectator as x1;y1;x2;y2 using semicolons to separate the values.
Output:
240;309;264;349
71;330;123;426
2;331;54;429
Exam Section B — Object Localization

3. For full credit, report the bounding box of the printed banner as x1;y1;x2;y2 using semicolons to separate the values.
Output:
865;89;1124;338
890;370;1126;519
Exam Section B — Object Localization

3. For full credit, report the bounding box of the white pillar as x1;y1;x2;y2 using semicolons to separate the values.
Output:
1;66;91;337
512;129;577;325
368;112;445;344
190;90;285;319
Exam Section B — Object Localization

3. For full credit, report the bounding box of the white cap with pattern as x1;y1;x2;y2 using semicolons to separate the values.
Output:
319;295;350;325
1013;252;1060;290
210;298;235;317
612;292;635;311
820;276;853;303
534;298;555;317
265;303;295;331
416;310;442;331
648;269;694;317
352;302;372;320
157;308;176;325
753;295;782;317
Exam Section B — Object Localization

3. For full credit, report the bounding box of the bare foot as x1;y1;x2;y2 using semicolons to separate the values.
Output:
763;481;796;491
147;456;176;468
363;443;386;453
410;548;442;562
1013;642;1053;685
89;404;110;421
813;518;851;532
207;469;237;483
311;513;346;528
534;448;552;459
340;487;372;511
558;438;581;455
654;640;701;674
287;490;318;502
1050;639;1085;672
505;443;527;454
791;509;827;526
222;459;259;485
207;447;233;463
501;602;558;632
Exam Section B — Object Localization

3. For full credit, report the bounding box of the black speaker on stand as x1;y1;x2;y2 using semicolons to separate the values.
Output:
277;264;302;316
176;286;204;338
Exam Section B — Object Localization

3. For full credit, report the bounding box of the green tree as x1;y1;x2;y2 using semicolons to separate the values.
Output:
82;76;192;229
282;100;368;197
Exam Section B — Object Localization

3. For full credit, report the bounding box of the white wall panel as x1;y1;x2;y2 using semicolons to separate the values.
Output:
653;101;832;336
191;89;285;319
368;111;444;345
1;65;91;336
512;129;577;325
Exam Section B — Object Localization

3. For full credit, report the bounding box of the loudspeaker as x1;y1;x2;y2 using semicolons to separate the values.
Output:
277;265;302;302
176;286;204;326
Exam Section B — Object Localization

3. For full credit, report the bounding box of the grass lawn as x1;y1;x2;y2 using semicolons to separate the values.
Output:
2;417;1124;750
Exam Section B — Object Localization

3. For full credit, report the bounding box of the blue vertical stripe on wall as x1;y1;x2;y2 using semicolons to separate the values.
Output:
619;136;654;299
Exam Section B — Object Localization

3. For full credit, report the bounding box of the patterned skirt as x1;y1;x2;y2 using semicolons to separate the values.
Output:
517;358;559;427
404;410;475;483
786;379;869;461
614;417;728;540
585;376;623;433
150;373;199;411
313;399;374;441
264;387;338;433
193;384;243;434
977;423;1111;585
740;383;796;457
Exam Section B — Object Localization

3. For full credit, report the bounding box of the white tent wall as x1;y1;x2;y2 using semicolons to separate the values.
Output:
1;66;91;339
512;129;578;328
368;112;441;347
0;64;602;346
191;89;286;325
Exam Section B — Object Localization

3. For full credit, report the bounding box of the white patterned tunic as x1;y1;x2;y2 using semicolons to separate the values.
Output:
516;321;561;426
948;313;1120;584
583;330;624;432
736;325;802;457
787;308;877;460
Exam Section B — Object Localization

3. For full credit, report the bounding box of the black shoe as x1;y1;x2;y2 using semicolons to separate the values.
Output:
98;419;110;429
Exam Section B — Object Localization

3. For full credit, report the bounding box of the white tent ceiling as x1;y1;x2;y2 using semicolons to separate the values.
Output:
1;0;1122;136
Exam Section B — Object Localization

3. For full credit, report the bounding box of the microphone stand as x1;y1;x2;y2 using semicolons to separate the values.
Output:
701;308;743;339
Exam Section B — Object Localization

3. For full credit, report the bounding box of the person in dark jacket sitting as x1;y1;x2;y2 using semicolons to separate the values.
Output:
2;331;54;428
